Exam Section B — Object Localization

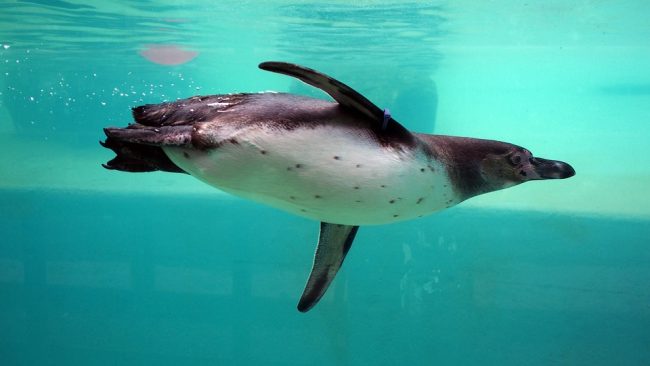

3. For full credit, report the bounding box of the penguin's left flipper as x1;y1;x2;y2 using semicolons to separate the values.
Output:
297;222;359;312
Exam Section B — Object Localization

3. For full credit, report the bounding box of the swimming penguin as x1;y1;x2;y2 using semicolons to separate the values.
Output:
101;62;575;312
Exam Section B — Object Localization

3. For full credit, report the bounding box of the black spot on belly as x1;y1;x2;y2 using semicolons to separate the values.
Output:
355;200;362;203
289;196;296;200
389;199;395;204
287;167;292;171
295;163;303;168
183;152;190;159
260;150;267;155
416;197;424;204
300;209;307;212
393;214;399;218
356;164;362;168
353;186;360;190
420;168;425;172
333;156;341;160
314;194;321;199
380;184;386;188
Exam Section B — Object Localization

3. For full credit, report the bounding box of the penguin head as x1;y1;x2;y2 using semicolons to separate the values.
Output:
480;145;575;190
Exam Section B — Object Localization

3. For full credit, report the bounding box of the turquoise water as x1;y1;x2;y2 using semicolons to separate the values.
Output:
1;1;649;365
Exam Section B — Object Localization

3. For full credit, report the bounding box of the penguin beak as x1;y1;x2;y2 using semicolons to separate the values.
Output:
531;157;575;179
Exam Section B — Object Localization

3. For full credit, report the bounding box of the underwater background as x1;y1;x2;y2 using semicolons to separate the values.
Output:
1;0;649;365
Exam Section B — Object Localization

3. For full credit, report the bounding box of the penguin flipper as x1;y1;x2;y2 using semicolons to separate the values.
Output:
259;61;383;121
259;62;414;145
297;223;359;312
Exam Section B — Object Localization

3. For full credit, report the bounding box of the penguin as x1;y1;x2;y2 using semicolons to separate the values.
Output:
101;62;575;312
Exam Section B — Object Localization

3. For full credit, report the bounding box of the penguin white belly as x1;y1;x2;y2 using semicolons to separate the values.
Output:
163;125;459;225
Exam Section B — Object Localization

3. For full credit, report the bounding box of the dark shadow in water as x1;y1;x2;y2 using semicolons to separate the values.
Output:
599;83;650;96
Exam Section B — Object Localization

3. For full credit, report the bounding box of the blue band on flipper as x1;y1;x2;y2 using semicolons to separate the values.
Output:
382;108;391;131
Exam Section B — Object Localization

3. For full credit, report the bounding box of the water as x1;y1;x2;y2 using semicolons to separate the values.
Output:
1;1;649;365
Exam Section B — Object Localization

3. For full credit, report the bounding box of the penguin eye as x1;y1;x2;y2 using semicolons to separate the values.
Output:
509;154;522;165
